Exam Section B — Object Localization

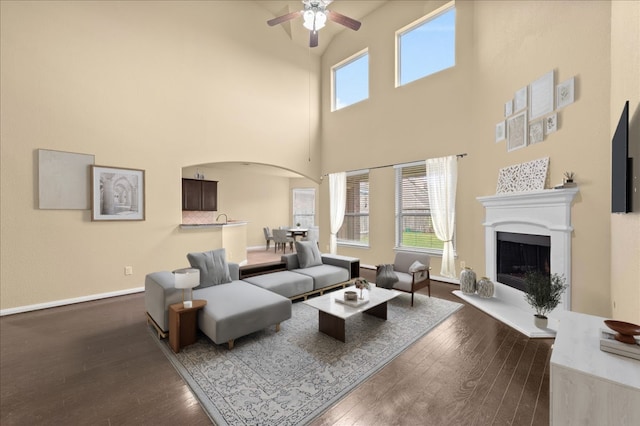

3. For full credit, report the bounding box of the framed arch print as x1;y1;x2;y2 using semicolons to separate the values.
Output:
91;165;145;221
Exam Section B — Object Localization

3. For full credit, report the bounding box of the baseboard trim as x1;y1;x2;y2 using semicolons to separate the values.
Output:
0;287;145;317
432;275;460;285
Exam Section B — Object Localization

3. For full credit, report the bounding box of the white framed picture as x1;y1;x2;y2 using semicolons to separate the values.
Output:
507;110;527;152
496;121;506;142
529;70;554;120
514;86;527;112
504;100;513;118
91;165;145;221
557;77;575;109
545;113;558;134
529;120;544;144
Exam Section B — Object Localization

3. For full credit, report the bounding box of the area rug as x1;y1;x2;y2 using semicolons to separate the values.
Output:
153;293;462;426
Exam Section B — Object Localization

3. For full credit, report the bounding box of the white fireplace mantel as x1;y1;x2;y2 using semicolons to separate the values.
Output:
455;187;579;338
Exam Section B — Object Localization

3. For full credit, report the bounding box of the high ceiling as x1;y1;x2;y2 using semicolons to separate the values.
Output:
257;1;388;53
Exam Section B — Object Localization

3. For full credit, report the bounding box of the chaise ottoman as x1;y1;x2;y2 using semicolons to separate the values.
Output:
194;281;291;349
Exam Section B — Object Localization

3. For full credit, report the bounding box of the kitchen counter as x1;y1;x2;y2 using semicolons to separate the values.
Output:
179;221;248;229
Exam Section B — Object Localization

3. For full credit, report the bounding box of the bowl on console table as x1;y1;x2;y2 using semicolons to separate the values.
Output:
604;320;640;344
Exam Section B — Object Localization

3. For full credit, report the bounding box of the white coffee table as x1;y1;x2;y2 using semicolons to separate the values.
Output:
303;285;401;342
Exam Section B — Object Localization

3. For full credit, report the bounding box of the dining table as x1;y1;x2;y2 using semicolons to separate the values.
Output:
287;227;308;241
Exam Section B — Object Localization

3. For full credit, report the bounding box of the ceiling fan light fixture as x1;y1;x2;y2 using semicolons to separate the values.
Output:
303;9;327;32
303;10;315;31
315;11;327;30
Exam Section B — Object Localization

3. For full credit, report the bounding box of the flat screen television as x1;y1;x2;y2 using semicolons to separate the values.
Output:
611;101;631;213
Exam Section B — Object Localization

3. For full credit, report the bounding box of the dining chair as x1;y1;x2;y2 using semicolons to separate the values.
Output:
263;227;275;250
272;229;294;253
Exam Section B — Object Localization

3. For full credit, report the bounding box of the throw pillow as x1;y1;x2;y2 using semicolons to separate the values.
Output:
408;260;427;273
186;248;232;289
295;240;322;269
376;264;399;289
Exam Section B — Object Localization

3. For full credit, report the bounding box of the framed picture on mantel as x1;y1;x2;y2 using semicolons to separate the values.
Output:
91;165;145;221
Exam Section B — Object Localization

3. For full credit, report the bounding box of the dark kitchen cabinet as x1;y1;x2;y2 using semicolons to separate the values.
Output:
182;179;218;211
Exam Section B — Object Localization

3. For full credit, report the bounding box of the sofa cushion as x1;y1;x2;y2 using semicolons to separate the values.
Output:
392;272;414;292
293;264;350;290
187;248;232;289
295;240;322;268
243;270;314;298
193;281;292;345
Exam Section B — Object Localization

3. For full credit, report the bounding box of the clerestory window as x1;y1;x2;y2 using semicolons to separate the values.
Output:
396;2;456;87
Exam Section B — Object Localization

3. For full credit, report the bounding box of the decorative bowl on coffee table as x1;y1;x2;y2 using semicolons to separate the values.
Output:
344;291;357;301
604;320;640;344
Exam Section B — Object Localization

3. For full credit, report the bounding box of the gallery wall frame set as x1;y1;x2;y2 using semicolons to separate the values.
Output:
91;165;145;221
496;70;575;147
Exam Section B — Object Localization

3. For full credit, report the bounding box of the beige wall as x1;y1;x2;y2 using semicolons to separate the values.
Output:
610;1;640;324
0;1;321;310
321;0;621;317
1;1;637;319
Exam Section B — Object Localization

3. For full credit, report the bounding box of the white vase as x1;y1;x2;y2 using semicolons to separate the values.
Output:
534;315;548;329
460;267;477;294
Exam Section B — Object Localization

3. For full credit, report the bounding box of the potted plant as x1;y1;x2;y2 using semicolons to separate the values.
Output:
354;277;370;300
524;271;567;328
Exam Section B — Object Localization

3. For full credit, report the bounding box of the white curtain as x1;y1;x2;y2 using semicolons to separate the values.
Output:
328;172;346;254
426;156;457;278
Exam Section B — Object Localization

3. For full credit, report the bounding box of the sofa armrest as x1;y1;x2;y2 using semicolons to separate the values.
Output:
321;254;360;279
145;271;182;333
281;253;300;270
228;262;240;281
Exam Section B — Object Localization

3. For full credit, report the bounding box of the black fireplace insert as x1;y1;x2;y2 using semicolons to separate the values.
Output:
496;232;550;292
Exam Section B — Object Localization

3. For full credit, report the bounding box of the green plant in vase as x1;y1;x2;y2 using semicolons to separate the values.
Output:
523;271;567;328
354;277;370;300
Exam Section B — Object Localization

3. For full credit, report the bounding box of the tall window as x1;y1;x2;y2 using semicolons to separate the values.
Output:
292;188;315;228
395;162;451;252
338;171;369;245
332;50;369;111
396;2;456;87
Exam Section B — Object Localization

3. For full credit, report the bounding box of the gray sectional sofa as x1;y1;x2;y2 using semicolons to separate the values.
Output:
145;242;358;349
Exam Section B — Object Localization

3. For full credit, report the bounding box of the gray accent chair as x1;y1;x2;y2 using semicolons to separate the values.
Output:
390;251;431;306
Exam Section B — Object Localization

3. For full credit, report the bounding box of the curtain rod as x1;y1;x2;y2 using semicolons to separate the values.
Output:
321;153;467;177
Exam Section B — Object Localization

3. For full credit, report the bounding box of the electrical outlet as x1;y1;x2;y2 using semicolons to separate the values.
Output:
460;261;466;269
124;266;133;276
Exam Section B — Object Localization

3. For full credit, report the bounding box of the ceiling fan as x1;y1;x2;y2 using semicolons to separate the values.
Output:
267;0;362;48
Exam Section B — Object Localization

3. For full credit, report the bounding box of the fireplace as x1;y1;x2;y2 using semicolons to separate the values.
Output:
455;188;579;338
496;232;550;292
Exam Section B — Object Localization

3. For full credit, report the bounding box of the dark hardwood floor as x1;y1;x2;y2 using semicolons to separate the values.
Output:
0;249;553;425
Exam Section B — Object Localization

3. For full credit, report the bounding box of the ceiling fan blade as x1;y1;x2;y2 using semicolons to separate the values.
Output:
310;30;319;48
267;10;303;27
326;10;361;31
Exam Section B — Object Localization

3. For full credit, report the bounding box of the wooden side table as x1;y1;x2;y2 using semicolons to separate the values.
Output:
168;300;206;353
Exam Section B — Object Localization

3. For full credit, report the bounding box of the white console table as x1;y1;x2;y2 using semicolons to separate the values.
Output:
550;310;640;425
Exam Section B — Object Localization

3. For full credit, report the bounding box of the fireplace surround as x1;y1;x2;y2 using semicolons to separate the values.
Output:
455;187;579;338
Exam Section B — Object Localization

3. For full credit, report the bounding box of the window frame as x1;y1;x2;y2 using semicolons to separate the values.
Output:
394;161;455;256
337;170;370;247
395;1;456;88
331;48;370;112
